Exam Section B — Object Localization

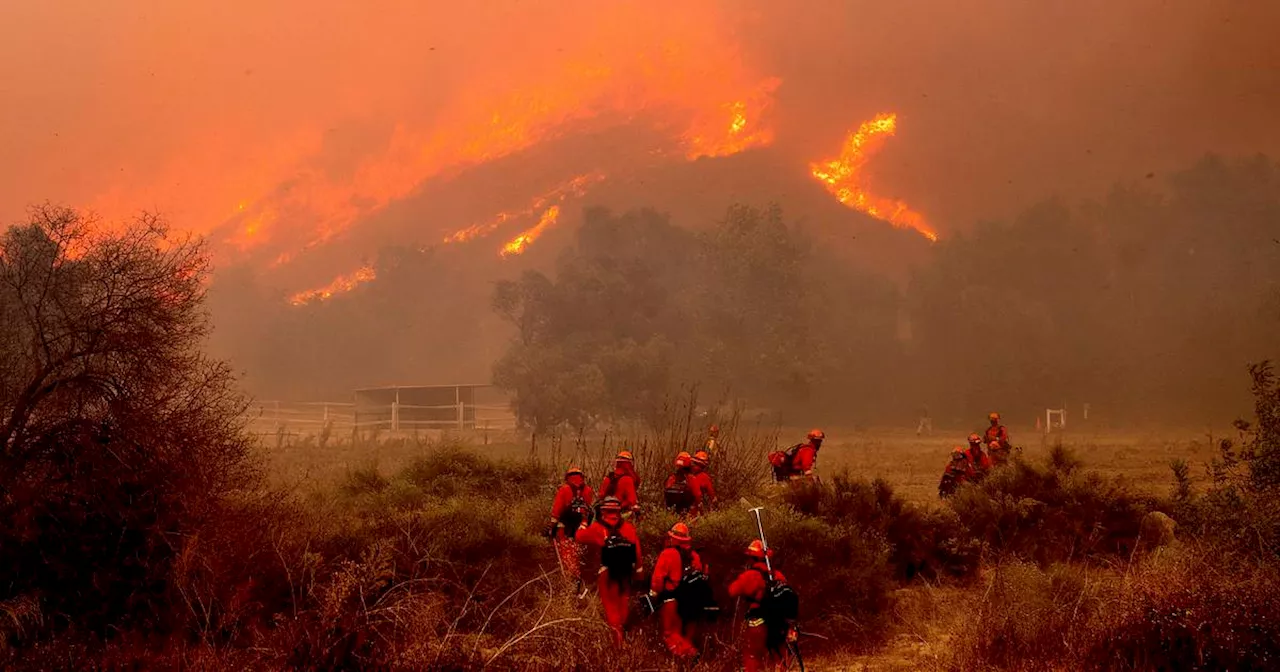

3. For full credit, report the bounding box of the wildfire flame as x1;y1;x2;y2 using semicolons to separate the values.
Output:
810;113;938;242
500;206;561;258
442;172;605;245
288;265;377;306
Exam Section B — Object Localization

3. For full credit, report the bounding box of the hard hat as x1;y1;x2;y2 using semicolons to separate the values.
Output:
807;429;825;441
709;424;720;434
598;496;622;511
668;522;692;543
674;451;692;468
692;451;710;466
615;450;633;463
745;539;774;559
988;440;1001;449
989;412;1001;422
952;447;967;459
968;433;982;444
565;466;584;478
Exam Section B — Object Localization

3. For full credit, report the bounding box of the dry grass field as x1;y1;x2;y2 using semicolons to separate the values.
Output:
263;424;1223;504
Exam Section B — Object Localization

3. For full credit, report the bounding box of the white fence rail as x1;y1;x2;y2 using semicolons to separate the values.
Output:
243;400;518;436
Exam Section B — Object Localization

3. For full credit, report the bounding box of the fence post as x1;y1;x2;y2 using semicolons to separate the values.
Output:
391;401;400;432
457;400;464;430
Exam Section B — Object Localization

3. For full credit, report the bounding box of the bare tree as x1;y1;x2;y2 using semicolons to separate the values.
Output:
0;205;256;631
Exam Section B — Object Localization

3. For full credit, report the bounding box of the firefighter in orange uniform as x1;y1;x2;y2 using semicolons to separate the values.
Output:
548;466;593;583
663;451;704;516
728;540;792;672
650;522;704;659
690;450;716;511
984;412;1011;450
600;450;640;517
791;429;825;480
939;447;973;497
575;496;641;645
965;432;993;475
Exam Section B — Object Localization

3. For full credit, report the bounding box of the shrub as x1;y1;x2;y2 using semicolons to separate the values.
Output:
949;447;1158;564
783;471;983;580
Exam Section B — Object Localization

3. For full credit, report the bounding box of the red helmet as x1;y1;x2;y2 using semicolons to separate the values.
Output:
745;539;773;559
989;412;1001;422
952;447;967;460
807;429;825;441
692;451;710;466
615;450;633;463
968;433;982;444
709;424;720;435
668;522;692;543
988;440;1001;450
674;451;692;468
565;466;584;479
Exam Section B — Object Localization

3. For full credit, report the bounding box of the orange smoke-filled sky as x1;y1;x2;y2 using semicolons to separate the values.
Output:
2;0;1278;245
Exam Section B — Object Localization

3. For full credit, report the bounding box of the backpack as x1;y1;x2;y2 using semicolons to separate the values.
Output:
769;444;804;481
664;472;695;512
754;568;799;623
674;547;717;622
558;485;592;531
599;522;637;582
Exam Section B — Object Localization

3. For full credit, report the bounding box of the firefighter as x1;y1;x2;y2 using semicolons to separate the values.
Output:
984;412;1011;450
651;522;706;659
939;446;973;497
663;452;704;516
728;540;797;672
704;424;721;456
791;429;825;481
690;450;716;512
600;450;640;517
548;466;594;584
575;496;642;646
966;432;994;476
988;439;1011;467
768;429;825;482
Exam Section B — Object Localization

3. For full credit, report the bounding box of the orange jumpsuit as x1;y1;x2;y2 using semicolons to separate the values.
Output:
651;545;704;657
984;424;1011;448
576;518;641;645
791;441;819;477
663;470;704;515
600;470;639;514
691;470;715;510
729;563;790;672
965;445;994;473
549;480;593;579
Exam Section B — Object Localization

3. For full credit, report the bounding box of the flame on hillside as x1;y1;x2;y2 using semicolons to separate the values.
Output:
288;265;377;306
810;113;938;242
442;172;605;244
500;206;561;258
153;6;781;263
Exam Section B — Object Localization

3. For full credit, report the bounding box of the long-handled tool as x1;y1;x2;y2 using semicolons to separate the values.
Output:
748;506;772;572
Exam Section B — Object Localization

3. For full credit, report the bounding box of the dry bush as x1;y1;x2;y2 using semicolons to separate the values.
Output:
783;472;983;580
948;445;1159;565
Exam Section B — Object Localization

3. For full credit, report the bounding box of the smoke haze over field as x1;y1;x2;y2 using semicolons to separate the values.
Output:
2;1;1278;420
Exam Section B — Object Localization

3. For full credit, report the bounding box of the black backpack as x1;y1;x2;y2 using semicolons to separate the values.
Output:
755;568;799;649
558;485;593;531
664;472;695;512
674;547;717;622
599;522;637;582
